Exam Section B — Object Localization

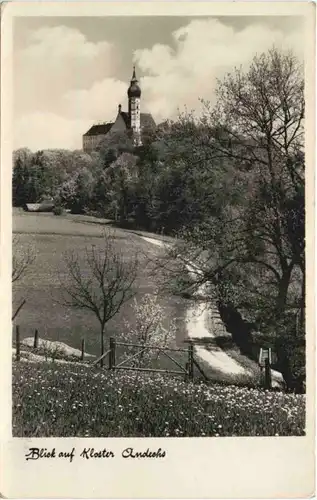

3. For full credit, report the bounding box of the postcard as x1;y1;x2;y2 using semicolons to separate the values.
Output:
0;1;315;498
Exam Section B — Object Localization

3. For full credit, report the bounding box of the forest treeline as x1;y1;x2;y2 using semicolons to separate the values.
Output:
13;48;305;391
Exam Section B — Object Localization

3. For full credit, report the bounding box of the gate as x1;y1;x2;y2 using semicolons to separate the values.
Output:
92;337;208;382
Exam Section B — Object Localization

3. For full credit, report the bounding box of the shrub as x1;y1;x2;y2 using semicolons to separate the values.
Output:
53;205;64;216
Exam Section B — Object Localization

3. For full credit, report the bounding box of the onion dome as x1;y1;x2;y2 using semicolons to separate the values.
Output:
127;66;141;98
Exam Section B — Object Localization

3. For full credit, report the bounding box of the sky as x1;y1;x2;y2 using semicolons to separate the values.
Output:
13;15;304;151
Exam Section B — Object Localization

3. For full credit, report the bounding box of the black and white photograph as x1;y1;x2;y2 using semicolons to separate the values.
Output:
0;2;315;497
10;9;309;440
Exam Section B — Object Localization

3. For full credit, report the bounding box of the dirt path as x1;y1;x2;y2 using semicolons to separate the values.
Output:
139;236;250;377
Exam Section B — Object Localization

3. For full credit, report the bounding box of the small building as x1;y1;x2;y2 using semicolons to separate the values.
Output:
83;67;156;153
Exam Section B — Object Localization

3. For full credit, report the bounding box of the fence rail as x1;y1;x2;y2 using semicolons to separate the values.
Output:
12;326;208;383
91;349;112;367
116;341;188;353
114;366;186;375
12;325;275;388
109;337;195;381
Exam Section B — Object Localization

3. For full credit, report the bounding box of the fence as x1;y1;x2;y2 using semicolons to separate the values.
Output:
14;327;274;388
14;326;209;383
13;326;86;362
91;337;209;382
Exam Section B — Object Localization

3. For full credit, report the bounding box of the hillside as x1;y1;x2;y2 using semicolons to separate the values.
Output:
12;211;187;358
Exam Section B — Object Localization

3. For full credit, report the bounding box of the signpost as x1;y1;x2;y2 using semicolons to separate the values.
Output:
259;347;272;367
259;347;272;389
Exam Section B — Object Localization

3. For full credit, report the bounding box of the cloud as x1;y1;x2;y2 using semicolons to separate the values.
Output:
63;78;127;121
14;25;122;150
15;25;117;116
22;25;114;61
14;113;91;151
134;18;304;123
15;77;130;151
14;18;304;150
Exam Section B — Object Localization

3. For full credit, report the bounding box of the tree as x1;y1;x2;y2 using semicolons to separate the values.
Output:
207;47;304;325
97;131;134;168
12;147;101;209
59;228;139;366
120;293;176;368
12;235;36;320
12;148;34;207
91;169;114;218
152;48;305;390
57;167;96;213
105;153;139;223
162;48;304;318
12;235;36;284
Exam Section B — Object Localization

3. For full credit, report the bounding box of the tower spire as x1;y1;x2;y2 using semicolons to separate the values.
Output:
127;64;141;146
127;65;141;99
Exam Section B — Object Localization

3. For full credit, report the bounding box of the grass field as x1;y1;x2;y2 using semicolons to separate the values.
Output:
12;210;275;383
13;361;305;437
13;211;188;365
12;211;306;437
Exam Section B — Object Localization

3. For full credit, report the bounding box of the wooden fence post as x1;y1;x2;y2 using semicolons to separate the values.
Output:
81;338;85;361
113;338;116;369
109;337;116;370
264;358;272;389
16;325;20;362
34;329;39;349
185;362;189;382
188;342;194;381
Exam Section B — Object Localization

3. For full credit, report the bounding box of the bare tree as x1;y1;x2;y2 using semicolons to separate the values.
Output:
59;229;139;366
12;235;35;284
12;235;36;321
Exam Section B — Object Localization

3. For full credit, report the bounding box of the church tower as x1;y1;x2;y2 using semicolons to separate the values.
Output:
127;66;142;146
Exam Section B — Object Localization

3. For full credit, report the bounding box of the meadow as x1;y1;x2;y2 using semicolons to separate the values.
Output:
12;211;305;438
13;361;305;437
13;211;187;360
13;211;265;385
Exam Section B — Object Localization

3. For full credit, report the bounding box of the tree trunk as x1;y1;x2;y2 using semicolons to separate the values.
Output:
100;326;105;368
299;270;305;329
276;265;293;319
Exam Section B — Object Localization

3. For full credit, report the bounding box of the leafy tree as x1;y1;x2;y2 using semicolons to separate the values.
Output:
97;131;134;168
153;48;305;390
57;167;96;214
207;48;304;324
105;153;138;223
12;148;33;206
12;147;101;208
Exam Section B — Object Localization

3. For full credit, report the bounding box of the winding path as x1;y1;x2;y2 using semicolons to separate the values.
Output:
140;236;249;377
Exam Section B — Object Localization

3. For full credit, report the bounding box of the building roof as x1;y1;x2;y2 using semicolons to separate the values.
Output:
120;112;130;128
83;112;156;138
83;66;156;141
119;111;156;130
140;113;156;129
83;123;113;137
